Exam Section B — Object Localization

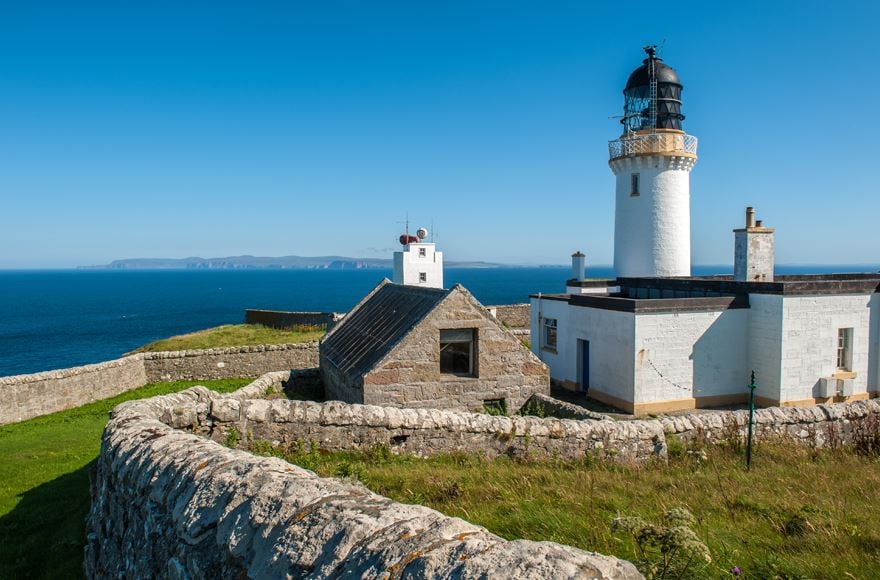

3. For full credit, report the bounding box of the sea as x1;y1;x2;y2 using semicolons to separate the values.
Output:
1;264;877;377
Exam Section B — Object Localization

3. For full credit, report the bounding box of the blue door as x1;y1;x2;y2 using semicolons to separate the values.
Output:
580;340;590;392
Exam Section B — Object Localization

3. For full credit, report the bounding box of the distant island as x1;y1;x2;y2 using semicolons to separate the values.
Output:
81;255;517;270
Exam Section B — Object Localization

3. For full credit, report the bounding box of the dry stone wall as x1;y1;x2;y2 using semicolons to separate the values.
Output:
486;303;531;329
85;384;641;579
1;343;319;425
208;397;663;463
0;356;146;425
85;371;880;578
660;399;880;447
143;343;319;382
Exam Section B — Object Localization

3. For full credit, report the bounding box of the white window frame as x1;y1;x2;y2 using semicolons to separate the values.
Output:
837;327;853;371
543;318;557;350
419;272;427;283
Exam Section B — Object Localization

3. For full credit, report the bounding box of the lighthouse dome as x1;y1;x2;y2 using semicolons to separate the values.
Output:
624;58;681;91
621;46;685;132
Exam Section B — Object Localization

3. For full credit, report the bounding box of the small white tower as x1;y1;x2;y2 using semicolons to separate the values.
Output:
610;46;698;278
392;227;444;288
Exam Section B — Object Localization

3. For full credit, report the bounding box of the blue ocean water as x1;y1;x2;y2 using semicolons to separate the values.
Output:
1;264;876;377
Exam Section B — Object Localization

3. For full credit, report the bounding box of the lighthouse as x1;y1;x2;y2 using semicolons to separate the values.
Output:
610;46;698;278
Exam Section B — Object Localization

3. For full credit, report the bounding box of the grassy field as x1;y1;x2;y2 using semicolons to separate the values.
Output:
0;378;252;579
131;323;325;353
251;439;880;579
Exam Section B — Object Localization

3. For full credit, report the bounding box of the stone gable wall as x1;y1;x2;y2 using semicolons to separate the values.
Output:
361;289;549;414
85;383;640;579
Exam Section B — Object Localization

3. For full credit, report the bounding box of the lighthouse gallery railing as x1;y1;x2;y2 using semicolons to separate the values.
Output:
608;132;698;161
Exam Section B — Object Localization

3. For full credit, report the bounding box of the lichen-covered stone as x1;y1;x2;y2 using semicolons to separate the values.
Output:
85;386;642;579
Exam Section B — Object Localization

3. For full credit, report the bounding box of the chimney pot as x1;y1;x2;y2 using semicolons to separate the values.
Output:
746;207;755;228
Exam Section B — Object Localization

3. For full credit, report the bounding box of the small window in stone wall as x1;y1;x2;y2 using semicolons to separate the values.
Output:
419;272;427;283
440;328;476;376
419;247;426;257
631;172;640;196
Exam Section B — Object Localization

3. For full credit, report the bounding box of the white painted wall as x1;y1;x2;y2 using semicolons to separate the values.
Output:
611;155;695;278
747;293;784;401
530;298;635;404
777;294;873;401
633;309;749;404
392;243;444;288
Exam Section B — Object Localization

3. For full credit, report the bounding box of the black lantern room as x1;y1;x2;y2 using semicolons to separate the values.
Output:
621;46;685;133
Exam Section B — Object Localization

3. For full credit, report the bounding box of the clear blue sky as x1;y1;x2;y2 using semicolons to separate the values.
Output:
2;0;877;268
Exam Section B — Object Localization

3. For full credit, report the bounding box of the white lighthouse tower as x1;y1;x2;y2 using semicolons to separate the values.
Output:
610;46;698;278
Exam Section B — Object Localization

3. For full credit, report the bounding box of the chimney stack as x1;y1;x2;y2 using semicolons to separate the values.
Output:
734;207;775;282
571;251;586;281
746;206;756;228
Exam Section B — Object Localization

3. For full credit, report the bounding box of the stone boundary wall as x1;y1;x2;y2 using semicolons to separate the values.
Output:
660;400;880;447
485;303;531;329
143;343;319;382
0;356;146;425
195;375;880;463
248;305;530;332
208;396;662;463
85;385;640;578
244;308;344;329
0;344;320;426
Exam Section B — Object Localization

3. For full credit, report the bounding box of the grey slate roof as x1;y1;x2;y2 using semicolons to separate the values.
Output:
321;281;450;378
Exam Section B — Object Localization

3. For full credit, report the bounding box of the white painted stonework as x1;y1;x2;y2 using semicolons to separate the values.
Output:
735;229;775;282
746;294;785;401
777;294;873;402
634;309;749;404
611;154;696;278
392;243;444;289
533;289;880;413
530;297;634;404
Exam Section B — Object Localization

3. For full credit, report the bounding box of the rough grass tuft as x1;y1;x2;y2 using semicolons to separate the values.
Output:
270;439;880;578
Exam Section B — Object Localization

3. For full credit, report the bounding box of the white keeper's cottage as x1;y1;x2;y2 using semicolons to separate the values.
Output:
531;47;880;415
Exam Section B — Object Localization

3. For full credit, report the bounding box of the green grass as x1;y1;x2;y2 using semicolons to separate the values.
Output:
0;378;252;579
131;323;325;353
254;440;880;579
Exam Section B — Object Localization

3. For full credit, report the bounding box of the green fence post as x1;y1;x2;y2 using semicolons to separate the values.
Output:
746;371;756;470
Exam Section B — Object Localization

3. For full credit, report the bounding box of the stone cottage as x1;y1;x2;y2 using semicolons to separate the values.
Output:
320;279;549;414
